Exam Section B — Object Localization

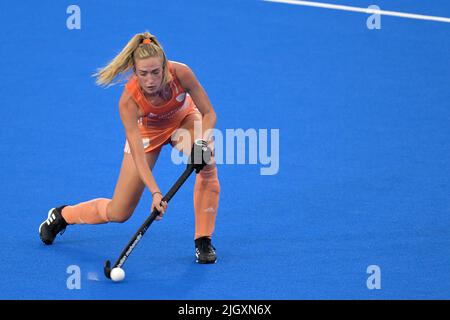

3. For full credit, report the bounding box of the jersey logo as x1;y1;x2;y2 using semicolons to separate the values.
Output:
142;138;150;149
176;92;186;102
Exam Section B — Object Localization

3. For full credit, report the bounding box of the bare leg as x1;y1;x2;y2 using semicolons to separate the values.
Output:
62;148;162;224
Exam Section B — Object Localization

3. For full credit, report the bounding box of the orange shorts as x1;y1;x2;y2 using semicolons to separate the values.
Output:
124;97;201;154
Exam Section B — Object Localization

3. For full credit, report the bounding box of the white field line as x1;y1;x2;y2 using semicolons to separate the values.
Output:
263;0;450;23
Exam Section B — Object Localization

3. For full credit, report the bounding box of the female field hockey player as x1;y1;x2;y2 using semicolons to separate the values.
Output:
39;31;221;264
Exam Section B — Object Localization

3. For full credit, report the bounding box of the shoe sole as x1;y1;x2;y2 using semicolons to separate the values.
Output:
195;253;218;264
196;259;218;264
39;208;56;245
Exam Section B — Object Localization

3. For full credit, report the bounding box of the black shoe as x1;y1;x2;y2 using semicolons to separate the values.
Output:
39;205;68;245
195;237;217;264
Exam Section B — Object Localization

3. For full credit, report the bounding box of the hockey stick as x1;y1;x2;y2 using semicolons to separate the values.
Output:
104;163;195;279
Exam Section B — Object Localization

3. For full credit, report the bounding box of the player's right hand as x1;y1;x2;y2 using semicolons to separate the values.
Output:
151;192;167;221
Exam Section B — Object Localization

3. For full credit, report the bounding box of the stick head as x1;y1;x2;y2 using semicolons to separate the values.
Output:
104;260;112;279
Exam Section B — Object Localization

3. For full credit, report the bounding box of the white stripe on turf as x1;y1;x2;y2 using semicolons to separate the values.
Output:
263;0;450;23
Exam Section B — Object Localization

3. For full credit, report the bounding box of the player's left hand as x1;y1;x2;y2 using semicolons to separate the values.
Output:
189;139;212;173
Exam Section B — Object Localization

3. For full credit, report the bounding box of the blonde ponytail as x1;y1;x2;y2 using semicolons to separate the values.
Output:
94;31;172;87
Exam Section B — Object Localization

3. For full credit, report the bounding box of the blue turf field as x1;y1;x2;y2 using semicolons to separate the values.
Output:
0;0;449;299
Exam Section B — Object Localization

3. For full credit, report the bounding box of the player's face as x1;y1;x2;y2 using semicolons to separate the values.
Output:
135;57;164;95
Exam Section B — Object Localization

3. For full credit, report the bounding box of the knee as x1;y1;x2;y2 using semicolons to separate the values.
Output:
199;162;218;179
106;203;134;223
196;163;220;193
109;214;132;223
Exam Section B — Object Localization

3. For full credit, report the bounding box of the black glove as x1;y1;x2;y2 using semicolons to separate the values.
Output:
188;139;212;173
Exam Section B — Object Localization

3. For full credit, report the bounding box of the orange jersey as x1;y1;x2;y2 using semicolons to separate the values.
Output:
125;62;196;124
124;61;200;153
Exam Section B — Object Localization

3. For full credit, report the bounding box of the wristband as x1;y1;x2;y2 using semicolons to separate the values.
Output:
152;191;162;197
